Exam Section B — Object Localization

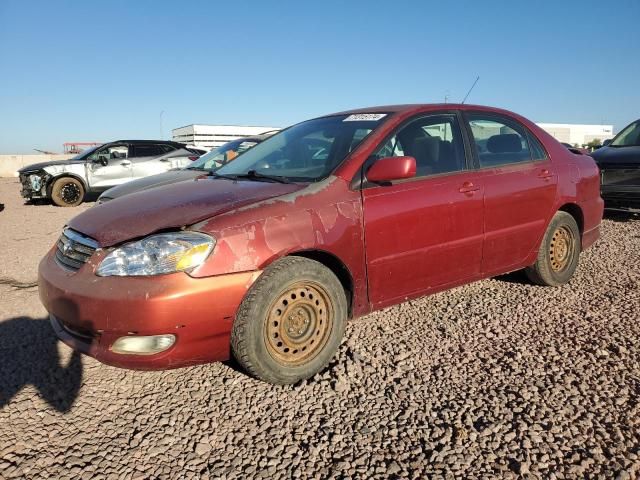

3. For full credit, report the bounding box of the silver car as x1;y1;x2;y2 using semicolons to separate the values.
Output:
18;140;203;206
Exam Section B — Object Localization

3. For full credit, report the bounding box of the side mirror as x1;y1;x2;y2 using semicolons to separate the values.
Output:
602;139;612;146
97;157;109;167
367;156;416;183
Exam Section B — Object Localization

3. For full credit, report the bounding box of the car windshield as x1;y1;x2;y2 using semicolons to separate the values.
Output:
215;114;389;182
73;144;103;160
187;140;259;171
610;120;640;147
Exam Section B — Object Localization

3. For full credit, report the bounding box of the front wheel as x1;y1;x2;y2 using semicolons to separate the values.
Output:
50;177;85;207
525;211;581;286
231;257;347;384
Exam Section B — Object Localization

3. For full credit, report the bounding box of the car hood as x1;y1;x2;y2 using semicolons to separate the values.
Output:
18;159;86;173
591;146;640;165
100;169;202;200
68;177;306;247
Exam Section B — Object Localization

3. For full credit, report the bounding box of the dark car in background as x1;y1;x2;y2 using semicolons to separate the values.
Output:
18;140;202;206
97;134;272;204
591;119;640;211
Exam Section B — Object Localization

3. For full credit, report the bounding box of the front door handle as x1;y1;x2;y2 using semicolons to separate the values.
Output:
538;169;553;179
120;160;131;167
459;181;480;194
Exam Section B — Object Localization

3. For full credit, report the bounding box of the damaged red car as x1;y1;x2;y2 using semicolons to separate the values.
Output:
38;104;604;384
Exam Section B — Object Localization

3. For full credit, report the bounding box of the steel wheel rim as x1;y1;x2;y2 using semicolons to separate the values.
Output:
60;183;81;204
549;225;574;272
265;281;333;366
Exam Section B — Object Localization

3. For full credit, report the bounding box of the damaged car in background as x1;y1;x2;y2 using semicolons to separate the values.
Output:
18;140;203;207
97;133;273;204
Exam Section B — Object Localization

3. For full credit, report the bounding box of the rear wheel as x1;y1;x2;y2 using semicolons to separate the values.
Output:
51;177;85;207
231;257;347;384
525;211;581;286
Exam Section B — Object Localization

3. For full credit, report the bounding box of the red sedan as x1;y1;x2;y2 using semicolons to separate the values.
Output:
38;104;603;384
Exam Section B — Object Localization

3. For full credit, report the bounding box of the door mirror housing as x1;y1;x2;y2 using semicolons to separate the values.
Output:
602;139;612;147
367;156;416;183
95;157;109;167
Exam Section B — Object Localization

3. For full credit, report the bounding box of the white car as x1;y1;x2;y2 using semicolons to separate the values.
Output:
18;140;202;206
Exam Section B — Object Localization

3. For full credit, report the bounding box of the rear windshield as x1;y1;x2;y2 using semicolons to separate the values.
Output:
215;114;389;182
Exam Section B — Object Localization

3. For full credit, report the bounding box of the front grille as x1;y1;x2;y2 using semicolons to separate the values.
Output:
601;168;640;187
55;228;99;271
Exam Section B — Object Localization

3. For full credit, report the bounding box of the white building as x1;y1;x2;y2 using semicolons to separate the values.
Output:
536;123;614;146
172;124;280;149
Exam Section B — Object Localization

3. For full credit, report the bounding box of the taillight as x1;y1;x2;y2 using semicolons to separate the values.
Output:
188;156;199;161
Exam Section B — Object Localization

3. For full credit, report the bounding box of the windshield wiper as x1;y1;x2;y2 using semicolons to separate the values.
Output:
228;170;292;184
207;172;237;180
207;170;292;183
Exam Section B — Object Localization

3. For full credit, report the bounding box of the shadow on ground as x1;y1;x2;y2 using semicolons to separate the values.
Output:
0;316;83;412
493;269;531;284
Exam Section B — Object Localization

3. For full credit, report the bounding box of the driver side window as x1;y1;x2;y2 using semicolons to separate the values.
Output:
89;145;128;162
373;115;466;178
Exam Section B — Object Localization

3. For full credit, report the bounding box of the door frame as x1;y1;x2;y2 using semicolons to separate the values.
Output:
356;109;485;307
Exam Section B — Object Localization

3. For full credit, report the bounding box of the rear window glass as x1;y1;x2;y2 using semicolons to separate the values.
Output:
467;115;533;167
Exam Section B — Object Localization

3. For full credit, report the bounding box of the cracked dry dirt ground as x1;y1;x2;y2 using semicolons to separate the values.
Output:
0;177;639;479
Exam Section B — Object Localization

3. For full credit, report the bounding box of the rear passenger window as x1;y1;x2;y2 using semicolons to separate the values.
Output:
373;115;466;177
132;144;165;157
467;115;533;167
528;134;547;160
160;144;177;153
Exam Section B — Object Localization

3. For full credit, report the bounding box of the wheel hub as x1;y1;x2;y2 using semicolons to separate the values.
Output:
549;226;574;272
265;282;332;366
60;183;81;203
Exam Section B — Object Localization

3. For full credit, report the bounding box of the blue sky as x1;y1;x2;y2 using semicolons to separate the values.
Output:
0;0;638;153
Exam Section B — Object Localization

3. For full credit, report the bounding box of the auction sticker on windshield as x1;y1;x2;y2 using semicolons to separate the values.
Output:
343;113;387;121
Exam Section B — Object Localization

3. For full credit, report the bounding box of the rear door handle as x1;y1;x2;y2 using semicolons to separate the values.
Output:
120;160;131;167
538;169;553;179
459;181;480;194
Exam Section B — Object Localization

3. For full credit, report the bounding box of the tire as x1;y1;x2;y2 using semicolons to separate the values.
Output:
525;211;581;286
231;256;347;384
50;177;85;207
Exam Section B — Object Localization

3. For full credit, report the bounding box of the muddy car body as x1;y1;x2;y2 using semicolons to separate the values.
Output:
19;140;200;206
39;104;603;384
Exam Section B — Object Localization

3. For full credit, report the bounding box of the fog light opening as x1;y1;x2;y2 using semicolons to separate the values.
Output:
111;334;176;355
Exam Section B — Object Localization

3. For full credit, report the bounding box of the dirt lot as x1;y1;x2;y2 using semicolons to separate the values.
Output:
0;177;638;479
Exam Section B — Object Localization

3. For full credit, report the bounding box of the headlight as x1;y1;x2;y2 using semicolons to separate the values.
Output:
97;231;214;277
29;174;42;192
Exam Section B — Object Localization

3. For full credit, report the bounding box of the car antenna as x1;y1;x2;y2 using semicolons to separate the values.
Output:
461;76;480;104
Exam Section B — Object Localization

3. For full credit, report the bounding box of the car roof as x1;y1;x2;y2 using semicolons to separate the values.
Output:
327;103;519;117
110;140;185;146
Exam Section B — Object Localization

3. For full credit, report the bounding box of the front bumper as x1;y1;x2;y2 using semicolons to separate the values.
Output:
601;187;640;211
38;247;262;370
19;171;50;199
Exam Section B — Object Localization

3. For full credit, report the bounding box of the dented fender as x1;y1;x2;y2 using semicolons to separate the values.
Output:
189;176;370;317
